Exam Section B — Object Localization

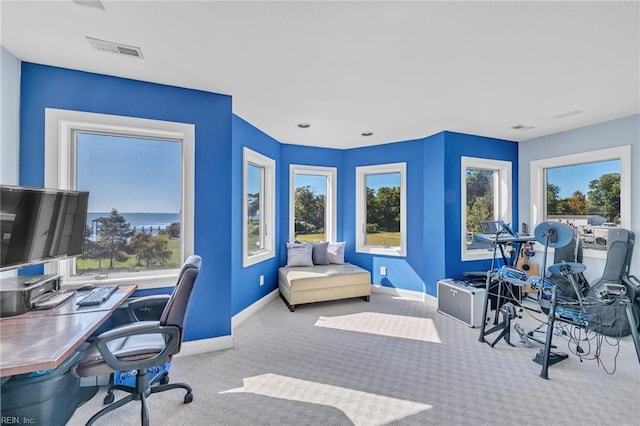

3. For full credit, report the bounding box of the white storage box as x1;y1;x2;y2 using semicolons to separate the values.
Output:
437;279;486;327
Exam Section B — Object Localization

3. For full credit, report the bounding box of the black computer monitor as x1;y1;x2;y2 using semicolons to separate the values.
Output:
1;185;89;271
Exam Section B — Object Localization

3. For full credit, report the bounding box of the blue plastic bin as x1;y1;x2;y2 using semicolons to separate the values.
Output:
113;362;171;387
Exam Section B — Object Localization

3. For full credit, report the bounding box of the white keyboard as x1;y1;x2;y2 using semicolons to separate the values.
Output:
474;233;535;244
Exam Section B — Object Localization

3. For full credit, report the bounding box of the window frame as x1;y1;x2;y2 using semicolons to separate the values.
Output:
461;156;513;261
289;164;337;243
44;108;195;289
530;145;631;259
242;147;276;267
355;162;407;257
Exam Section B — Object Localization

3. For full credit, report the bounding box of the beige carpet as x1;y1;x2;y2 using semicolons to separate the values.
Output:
68;291;640;425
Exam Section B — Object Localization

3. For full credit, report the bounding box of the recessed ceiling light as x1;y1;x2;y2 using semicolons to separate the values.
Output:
297;123;310;128
361;132;373;136
509;124;535;131
553;110;584;119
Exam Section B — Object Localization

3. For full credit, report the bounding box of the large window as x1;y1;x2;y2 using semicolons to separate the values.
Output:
243;148;275;267
289;165;336;243
44;109;194;288
356;163;406;256
461;157;512;261
530;145;631;256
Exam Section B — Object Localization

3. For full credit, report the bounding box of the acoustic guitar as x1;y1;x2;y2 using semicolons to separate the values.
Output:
515;224;539;293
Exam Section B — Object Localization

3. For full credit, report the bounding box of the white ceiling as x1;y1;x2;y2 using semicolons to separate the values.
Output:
1;1;638;149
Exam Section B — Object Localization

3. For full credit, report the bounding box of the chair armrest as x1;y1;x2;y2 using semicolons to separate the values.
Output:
94;321;180;372
126;295;171;322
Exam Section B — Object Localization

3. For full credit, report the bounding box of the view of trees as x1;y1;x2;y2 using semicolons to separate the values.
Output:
366;186;400;234
246;191;262;251
465;168;621;238
547;172;621;222
247;192;260;223
79;208;179;272
294;186;325;236
466;169;495;234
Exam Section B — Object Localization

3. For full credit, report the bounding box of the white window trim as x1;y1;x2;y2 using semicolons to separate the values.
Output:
44;108;195;289
289;165;337;243
530;145;631;260
243;147;276;267
461;157;513;261
356;162;407;257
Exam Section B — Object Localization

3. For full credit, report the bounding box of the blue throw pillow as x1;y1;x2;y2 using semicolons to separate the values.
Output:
311;242;329;265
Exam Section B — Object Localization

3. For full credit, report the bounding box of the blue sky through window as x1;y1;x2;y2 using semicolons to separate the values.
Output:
366;172;400;191
247;163;262;195
294;174;326;195
546;159;620;198
77;133;181;213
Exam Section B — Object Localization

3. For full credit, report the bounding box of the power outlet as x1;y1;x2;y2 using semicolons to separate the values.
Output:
259;275;264;286
380;266;387;276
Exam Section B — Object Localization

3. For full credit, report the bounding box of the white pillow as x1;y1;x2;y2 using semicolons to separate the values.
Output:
286;242;313;267
327;241;346;264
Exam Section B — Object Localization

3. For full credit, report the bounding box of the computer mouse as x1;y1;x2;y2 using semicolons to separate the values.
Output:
77;283;96;291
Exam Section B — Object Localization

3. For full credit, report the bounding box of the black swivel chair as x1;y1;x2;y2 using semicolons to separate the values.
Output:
74;255;202;426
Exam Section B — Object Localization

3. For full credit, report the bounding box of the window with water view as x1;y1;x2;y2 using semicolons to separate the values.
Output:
75;133;182;275
243;147;275;267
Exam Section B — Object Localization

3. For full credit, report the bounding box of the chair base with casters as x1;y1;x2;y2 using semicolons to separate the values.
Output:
74;255;202;426
86;367;193;426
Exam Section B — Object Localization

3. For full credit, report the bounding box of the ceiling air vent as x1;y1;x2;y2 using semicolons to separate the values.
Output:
553;110;583;119
509;124;535;131
86;37;144;59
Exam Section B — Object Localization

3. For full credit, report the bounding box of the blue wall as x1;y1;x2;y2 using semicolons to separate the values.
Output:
17;62;520;334
518;114;640;279
19;63;233;341
231;116;282;314
442;131;519;280
339;132;519;296
343;138;429;293
422;132;447;294
279;143;345;261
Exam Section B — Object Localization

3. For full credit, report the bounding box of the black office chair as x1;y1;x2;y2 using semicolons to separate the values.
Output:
583;229;639;337
74;255;202;426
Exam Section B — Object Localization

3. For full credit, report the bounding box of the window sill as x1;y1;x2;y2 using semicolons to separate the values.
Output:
243;250;275;267
356;246;406;257
462;250;495;262
64;271;179;290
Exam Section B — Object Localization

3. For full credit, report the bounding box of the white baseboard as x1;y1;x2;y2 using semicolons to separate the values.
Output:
176;335;234;358
232;288;279;330
372;284;437;306
176;289;279;357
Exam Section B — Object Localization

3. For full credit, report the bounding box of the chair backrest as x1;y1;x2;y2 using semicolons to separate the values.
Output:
599;228;634;284
159;255;202;349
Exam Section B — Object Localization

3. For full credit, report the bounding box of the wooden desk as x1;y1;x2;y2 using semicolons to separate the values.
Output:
0;284;136;377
